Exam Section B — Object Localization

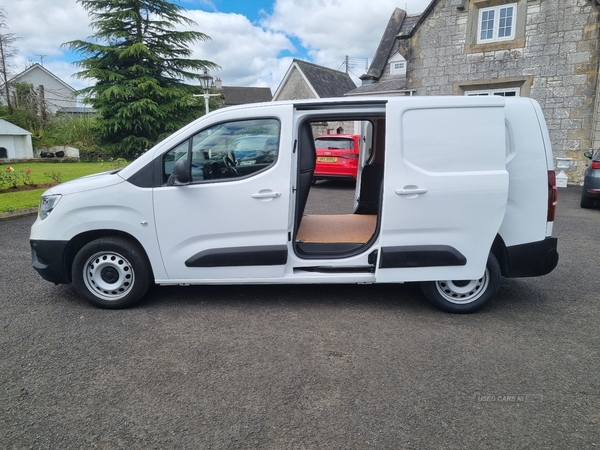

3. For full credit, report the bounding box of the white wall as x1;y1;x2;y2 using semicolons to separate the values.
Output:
0;135;34;159
8;66;76;114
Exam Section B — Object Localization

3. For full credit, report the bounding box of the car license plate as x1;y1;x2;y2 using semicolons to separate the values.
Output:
318;157;337;162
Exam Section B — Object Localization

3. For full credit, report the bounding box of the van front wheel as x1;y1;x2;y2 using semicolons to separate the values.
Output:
420;253;501;314
72;237;152;309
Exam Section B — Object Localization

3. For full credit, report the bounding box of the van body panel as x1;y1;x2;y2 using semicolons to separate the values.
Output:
499;98;551;246
376;100;509;282
504;237;558;278
30;180;168;280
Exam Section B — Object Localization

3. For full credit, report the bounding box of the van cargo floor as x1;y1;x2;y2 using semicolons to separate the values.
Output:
296;214;377;243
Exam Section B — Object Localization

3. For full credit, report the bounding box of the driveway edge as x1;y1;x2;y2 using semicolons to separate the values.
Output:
0;208;38;222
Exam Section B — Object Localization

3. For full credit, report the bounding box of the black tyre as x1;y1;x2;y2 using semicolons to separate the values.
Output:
580;192;594;209
72;237;153;309
420;253;501;314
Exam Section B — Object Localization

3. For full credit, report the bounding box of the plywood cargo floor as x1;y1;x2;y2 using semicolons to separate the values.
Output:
296;214;377;243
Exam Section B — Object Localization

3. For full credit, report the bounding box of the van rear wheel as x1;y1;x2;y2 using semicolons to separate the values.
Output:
420;253;501;313
72;237;152;309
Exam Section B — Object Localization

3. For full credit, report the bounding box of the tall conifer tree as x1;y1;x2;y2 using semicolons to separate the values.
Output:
65;0;218;157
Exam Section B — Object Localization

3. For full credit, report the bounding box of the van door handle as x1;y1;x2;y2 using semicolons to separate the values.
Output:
395;187;428;195
252;190;281;199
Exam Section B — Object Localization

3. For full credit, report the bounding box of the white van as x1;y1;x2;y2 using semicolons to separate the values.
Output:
30;96;559;313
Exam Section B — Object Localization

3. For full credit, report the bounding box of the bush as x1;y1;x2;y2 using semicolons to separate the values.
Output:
41;114;99;151
0;166;34;189
1;93;100;152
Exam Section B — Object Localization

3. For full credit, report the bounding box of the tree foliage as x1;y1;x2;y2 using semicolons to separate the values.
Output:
6;82;41;133
0;7;20;114
64;0;219;157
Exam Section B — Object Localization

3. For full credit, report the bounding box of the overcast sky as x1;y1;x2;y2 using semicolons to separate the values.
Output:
2;0;431;93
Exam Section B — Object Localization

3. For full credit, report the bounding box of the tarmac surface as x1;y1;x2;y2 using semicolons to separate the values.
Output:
1;184;598;449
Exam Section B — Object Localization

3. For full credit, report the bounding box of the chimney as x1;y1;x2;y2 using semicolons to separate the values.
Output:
215;77;223;90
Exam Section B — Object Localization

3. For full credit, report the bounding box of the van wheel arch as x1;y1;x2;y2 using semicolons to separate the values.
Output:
491;234;508;277
66;230;153;284
71;235;153;308
420;252;502;314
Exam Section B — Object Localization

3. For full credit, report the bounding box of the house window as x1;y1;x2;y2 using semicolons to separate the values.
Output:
465;87;520;97
390;62;406;75
478;3;516;43
0;147;7;158
388;53;407;76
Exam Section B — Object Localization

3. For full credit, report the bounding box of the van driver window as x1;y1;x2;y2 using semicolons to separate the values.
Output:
163;118;280;184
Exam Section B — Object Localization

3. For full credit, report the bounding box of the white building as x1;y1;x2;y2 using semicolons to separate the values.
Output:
0;119;34;159
1;63;76;114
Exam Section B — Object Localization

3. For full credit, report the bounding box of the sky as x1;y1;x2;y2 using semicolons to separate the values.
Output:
1;0;432;94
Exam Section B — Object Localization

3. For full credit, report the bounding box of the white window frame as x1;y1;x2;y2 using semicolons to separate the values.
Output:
477;3;517;44
465;87;520;97
388;53;407;76
390;61;406;75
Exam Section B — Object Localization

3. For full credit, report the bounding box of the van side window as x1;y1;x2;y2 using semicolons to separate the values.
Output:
162;118;280;184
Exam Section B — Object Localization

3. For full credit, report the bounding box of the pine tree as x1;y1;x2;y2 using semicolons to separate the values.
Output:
64;0;219;157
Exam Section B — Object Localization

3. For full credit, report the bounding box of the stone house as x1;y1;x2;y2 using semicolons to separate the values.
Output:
273;59;357;101
274;59;358;135
348;0;600;183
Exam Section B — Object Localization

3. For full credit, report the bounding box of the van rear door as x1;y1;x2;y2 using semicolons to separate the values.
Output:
376;97;509;283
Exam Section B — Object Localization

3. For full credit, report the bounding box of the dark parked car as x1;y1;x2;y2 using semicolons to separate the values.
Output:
581;150;600;208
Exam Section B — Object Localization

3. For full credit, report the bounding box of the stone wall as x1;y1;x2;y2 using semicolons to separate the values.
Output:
274;67;317;101
399;0;600;183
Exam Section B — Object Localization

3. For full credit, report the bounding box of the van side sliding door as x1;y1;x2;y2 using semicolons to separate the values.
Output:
376;97;509;283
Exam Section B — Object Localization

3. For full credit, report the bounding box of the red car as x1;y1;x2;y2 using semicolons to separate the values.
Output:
313;134;361;181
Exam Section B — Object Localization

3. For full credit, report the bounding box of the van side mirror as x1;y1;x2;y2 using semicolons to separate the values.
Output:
170;159;190;185
584;151;593;159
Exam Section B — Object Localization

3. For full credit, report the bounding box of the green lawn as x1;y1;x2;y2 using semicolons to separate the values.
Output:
0;161;126;212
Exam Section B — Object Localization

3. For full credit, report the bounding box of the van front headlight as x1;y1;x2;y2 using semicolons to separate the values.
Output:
39;194;61;220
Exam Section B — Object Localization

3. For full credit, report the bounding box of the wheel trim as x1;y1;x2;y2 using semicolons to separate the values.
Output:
434;268;490;305
82;251;135;301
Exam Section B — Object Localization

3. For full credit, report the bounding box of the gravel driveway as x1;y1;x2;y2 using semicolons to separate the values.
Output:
1;184;598;449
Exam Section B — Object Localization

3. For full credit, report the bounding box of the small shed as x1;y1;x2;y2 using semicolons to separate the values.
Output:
0;119;34;159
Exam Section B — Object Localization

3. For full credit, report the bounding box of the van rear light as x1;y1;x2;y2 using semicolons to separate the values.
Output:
591;161;600;169
547;170;558;222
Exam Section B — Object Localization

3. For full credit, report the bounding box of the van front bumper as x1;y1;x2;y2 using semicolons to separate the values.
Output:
30;240;71;284
504;237;559;278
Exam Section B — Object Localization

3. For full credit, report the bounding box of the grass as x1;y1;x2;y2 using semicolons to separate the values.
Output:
0;189;47;212
0;161;126;212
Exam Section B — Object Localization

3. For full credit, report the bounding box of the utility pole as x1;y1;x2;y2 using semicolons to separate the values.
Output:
38;84;47;123
342;56;369;75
